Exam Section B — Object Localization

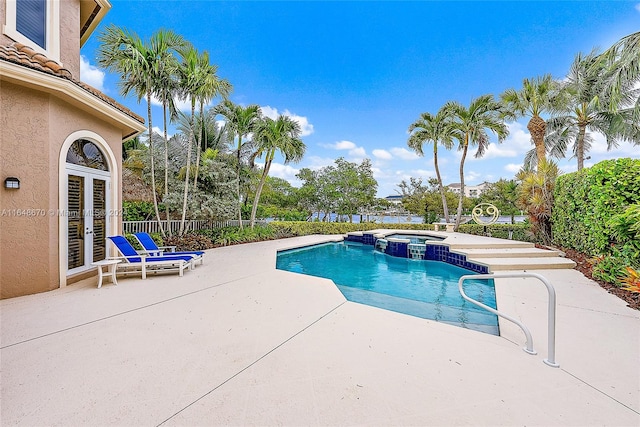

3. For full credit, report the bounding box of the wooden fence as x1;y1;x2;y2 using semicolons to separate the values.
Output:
122;219;265;235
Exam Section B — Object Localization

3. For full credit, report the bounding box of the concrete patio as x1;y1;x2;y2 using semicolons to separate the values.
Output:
1;233;639;426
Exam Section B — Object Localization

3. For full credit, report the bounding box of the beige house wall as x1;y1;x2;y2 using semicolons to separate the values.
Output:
59;0;80;77
1;0;81;76
0;80;124;299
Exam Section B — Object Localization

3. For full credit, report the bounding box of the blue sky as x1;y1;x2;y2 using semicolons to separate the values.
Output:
80;0;640;197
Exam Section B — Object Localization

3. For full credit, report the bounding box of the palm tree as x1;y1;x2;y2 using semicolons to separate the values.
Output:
191;61;231;189
249;115;305;228
151;35;189;233
597;31;640;117
175;47;230;235
500;74;561;166
444;95;508;231
213;101;262;229
407;107;454;223
97;26;186;237
547;51;639;171
516;160;559;245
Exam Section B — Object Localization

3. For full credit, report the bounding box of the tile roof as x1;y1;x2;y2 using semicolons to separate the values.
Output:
0;42;144;124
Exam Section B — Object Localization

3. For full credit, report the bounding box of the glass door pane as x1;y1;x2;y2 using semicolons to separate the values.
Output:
68;175;84;269
92;179;106;262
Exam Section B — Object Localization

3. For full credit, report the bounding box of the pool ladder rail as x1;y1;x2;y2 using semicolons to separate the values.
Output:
458;272;560;368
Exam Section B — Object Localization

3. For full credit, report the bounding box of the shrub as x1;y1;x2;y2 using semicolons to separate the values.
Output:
122;201;163;221
164;233;214;251
553;158;640;256
458;223;534;242
269;221;437;236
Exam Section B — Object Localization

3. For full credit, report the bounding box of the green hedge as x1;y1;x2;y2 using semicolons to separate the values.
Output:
552;158;640;256
458;223;534;242
269;221;436;236
269;221;534;242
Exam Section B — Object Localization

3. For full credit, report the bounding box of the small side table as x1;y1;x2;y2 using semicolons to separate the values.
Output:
92;259;121;288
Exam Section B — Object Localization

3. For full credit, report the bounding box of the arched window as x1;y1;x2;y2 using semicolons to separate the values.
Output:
66;139;109;171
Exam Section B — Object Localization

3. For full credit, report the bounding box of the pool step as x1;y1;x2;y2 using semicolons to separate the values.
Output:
459;248;562;258
466;256;576;271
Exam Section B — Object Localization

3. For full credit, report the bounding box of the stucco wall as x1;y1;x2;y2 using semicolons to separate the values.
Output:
60;0;80;78
0;80;124;299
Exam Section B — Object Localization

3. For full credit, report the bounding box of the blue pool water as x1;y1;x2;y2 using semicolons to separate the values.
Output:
276;242;499;335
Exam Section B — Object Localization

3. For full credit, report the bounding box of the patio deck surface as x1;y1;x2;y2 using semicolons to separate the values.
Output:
1;233;639;426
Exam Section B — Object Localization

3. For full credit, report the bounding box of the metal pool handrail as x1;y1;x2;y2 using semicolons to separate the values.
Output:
458;272;559;368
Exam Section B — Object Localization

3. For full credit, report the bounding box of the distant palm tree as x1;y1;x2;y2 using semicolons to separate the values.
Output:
214;100;262;228
501;74;561;166
444;95;508;231
250;115;305;228
97;26;186;237
407;107;454;223
547;51;639;171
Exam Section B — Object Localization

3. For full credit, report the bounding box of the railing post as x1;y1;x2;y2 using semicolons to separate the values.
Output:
458;272;559;368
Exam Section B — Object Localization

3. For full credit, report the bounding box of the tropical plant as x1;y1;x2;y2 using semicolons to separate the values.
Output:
500;74;561;166
546;51;640;171
516;160;559;245
249;115;305;228
213;100;262;228
407;107;455;222
444;95;509;230
97;26;187;237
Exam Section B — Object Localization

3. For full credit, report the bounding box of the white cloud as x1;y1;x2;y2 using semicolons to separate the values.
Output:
264;162;301;186
635;3;640;13
390;147;420;160
372;149;393;160
332;140;357;150
306;156;336;169
465;170;482;183
79;56;105;91
349;147;367;158
150;94;193;112
260;105;314;136
261;106;279;120
505;163;523;173
322;140;367;158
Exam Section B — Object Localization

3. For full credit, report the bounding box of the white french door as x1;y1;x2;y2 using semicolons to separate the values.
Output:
66;165;110;275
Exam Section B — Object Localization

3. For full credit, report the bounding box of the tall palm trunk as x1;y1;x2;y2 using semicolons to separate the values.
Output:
147;91;165;236
433;149;450;223
236;135;244;229
455;138;469;231
179;101;195;236
250;150;273;229
162;101;170;236
576;123;587;171
193;102;204;188
527;115;547;164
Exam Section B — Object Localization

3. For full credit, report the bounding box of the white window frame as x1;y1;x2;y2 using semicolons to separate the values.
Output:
3;0;60;63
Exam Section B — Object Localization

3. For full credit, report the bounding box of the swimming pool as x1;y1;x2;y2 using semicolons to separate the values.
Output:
276;242;499;335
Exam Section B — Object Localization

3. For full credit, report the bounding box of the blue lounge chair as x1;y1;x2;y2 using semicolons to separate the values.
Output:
107;236;196;279
133;232;204;265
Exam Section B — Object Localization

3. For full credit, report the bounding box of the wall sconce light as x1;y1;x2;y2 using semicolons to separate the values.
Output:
4;177;20;189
